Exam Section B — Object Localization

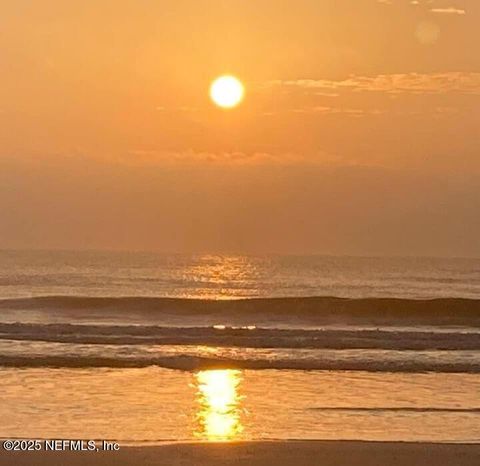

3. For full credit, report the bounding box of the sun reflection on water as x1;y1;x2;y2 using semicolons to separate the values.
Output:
194;369;244;441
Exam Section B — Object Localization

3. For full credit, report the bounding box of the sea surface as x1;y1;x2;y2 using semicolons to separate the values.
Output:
0;251;479;443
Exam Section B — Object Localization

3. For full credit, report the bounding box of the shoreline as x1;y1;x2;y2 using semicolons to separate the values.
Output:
1;440;479;466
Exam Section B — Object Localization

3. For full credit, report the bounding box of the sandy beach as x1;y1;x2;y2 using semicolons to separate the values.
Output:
1;441;479;466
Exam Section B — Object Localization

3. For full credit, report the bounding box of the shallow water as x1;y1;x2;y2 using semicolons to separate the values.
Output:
1;367;479;443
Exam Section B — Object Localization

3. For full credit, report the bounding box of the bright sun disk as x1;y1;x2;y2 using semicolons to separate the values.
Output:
210;75;244;109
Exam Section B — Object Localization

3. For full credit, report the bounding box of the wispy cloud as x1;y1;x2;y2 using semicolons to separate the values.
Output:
124;150;293;166
121;149;345;167
291;106;384;117
378;0;466;14
430;7;466;15
269;72;480;95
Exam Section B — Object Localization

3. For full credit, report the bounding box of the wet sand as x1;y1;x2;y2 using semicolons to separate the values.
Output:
0;441;479;466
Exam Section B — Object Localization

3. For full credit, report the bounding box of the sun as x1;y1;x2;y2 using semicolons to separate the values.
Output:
210;75;245;109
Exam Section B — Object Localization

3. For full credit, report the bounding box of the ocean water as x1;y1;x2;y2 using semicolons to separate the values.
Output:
0;250;479;443
1;250;479;299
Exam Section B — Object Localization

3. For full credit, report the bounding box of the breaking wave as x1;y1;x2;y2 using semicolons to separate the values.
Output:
1;296;479;374
0;353;479;373
1;295;480;326
1;322;479;350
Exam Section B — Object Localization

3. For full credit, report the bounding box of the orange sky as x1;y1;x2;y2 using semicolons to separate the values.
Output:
0;0;479;256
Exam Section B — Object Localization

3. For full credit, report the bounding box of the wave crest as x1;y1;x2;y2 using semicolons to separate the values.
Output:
1;295;480;326
0;354;479;373
1;322;479;350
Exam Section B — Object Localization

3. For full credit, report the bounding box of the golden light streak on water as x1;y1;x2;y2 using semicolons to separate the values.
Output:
194;369;244;441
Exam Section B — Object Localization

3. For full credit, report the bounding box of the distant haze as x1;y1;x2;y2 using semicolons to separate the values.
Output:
0;1;479;256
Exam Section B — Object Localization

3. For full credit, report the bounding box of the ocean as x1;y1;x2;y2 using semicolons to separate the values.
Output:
0;251;479;443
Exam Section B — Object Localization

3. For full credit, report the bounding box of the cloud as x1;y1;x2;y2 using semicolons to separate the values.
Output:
291;106;384;117
269;72;480;95
430;7;466;15
124;150;292;166
376;1;466;15
119;149;346;168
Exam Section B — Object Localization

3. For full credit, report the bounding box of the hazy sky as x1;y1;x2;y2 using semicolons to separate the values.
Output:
1;0;479;256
